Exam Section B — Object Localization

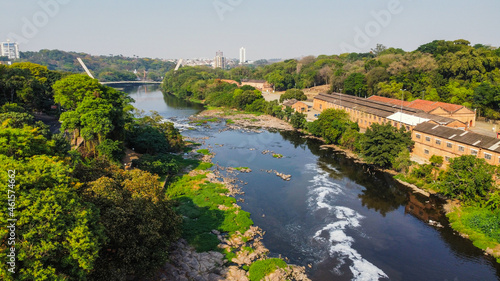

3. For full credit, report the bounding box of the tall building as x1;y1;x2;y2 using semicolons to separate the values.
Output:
1;40;19;60
239;47;246;64
213;50;226;69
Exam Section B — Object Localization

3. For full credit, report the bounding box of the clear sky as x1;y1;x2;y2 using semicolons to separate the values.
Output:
2;0;500;60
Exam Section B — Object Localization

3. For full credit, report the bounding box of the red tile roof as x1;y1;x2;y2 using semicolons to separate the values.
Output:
368;95;466;113
406;100;438;112
431;102;464;113
367;95;411;107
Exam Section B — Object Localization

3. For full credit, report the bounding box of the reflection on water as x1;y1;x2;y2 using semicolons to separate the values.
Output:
405;193;444;223
124;84;204;119
125;87;500;281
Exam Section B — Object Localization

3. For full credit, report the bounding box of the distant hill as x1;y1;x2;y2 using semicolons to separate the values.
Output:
19;49;175;82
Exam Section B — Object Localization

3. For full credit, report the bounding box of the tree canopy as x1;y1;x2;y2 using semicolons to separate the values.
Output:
361;123;414;168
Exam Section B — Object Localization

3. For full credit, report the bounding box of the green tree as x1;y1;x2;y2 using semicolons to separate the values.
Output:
85;169;181;280
132;153;180;176
96;139;125;162
279;89;307;102
233;90;263;110
436;155;496;202
0;125;56;159
344;72;367;97
391;150;412;173
0;155;105;280
366;67;389;95
308;109;359;144
53;74;102;110
245;98;268;113
127;112;184;154
361;123;413;168
289;111;306;129
265;70;285;90
473;82;500;119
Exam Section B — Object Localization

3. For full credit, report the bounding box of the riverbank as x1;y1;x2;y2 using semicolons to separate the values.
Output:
156;138;310;281
192;108;500;264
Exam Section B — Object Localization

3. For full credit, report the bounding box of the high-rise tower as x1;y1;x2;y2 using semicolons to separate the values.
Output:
214;50;226;69
1;40;19;60
239;47;246;64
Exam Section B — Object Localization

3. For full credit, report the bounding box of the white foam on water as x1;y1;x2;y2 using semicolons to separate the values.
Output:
307;164;388;281
162;118;195;132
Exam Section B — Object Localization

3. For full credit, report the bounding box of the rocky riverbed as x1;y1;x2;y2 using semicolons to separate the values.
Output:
195;109;295;131
152;137;310;281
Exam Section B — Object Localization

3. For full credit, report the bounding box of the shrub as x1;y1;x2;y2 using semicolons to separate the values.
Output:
248;258;287;281
361;124;413;168
132;153;180;176
436;155;495;202
96;139;124;162
279;89;307;102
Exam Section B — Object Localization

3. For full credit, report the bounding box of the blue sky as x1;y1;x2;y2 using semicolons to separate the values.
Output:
2;0;499;60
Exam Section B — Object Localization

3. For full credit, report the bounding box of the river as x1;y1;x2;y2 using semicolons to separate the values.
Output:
125;84;500;281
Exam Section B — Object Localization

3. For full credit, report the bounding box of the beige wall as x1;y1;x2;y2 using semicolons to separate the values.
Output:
412;130;500;166
241;81;273;92
292;101;308;113
428;107;476;128
313;98;412;130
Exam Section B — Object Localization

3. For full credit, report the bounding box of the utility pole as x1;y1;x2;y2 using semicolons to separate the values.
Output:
400;89;406;127
339;88;342;108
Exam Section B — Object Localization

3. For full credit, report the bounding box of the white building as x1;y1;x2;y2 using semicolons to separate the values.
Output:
239;47;246;64
213;50;226;69
1;40;19;60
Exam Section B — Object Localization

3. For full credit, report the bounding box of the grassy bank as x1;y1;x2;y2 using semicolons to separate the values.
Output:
394;157;500;263
447;206;500;262
164;146;309;280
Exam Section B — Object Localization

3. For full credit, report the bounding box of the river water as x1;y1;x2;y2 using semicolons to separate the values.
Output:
126;85;500;281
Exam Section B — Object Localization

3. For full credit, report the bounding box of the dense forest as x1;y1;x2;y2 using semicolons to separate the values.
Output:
0;63;187;280
220;40;500;119
17;40;500;119
19;49;175;82
0;61;304;280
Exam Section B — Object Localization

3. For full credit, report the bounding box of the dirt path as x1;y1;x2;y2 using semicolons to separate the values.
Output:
33;112;61;134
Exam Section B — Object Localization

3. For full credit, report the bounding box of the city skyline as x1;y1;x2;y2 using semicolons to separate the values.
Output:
1;0;500;60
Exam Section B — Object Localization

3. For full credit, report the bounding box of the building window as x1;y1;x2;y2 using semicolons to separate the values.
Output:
471;149;478;156
416;133;421;139
378;117;381;122
458;146;465;152
435;139;441;145
319;104;322;110
485;153;492;160
425;136;431;142
445;156;451;162
446;142;452;148
424;149;429;155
